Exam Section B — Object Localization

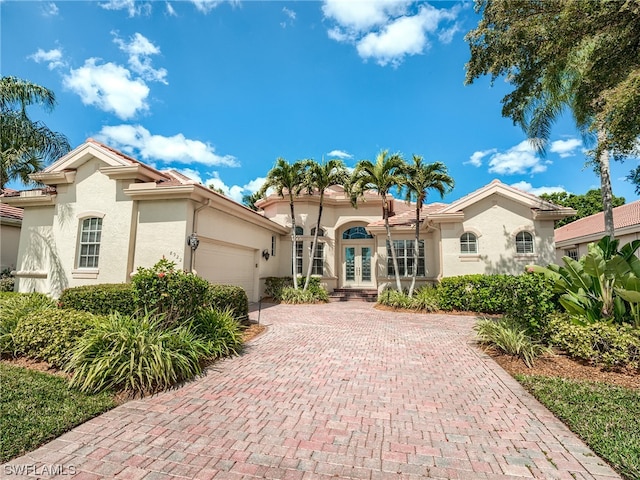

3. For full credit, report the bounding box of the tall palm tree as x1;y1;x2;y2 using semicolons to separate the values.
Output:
0;76;70;189
301;158;349;291
350;150;405;291
259;158;307;289
402;156;454;297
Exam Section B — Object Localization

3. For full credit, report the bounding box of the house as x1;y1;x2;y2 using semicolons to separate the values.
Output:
0;140;575;299
555;200;640;262
0;193;23;272
258;179;575;292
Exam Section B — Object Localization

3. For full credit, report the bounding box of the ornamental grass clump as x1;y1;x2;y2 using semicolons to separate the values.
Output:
67;311;212;396
190;307;243;358
475;318;550;367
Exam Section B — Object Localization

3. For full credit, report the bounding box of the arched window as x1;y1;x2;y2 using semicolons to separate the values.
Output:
311;227;325;237
342;226;373;239
515;231;534;254
294;226;304;236
460;232;477;254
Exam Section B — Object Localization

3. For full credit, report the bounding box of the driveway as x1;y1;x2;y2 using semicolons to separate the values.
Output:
2;302;620;479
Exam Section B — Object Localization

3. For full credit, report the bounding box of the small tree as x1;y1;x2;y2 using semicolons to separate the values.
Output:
402;156;454;297
350;150;405;291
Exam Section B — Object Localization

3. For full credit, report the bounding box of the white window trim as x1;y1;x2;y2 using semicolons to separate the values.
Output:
74;214;104;277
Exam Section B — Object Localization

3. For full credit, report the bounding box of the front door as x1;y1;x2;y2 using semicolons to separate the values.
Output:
343;244;373;287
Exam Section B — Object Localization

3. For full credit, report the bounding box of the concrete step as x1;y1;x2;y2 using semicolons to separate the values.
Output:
328;289;378;302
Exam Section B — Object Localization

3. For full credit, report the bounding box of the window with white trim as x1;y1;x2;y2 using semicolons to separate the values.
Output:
311;242;324;275
78;217;102;268
294;240;303;275
515;231;534;254
271;235;276;257
387;240;425;277
565;248;578;261
311;227;325;237
460;232;478;254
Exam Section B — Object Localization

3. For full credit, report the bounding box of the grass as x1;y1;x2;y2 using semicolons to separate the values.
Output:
0;363;116;463
516;375;640;480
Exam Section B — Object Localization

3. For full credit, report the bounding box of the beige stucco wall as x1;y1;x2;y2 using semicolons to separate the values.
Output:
0;221;21;272
555;228;640;264
439;194;557;277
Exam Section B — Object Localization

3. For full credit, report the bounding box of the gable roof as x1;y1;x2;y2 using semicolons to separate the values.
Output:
555;200;640;244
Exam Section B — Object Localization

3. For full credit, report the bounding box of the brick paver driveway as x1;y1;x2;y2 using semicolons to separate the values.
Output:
3;302;620;480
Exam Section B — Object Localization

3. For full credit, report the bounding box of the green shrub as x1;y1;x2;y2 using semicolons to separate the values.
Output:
437;274;513;313
59;283;136;316
67;312;211;396
0;293;56;356
206;284;248;321
546;314;640;370
475;317;550;367
280;285;328;304
190;307;243;357
265;276;294;301
377;287;439;312
13;309;99;368
378;289;413;309
131;258;210;326
0;276;14;292
506;272;557;336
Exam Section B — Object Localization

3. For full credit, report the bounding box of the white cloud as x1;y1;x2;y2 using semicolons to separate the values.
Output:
488;140;550;175
63;59;150;120
42;2;59;16
166;2;177;16
96;124;238;167
281;6;296;28
323;1;460;67
100;0;151;17
550;138;582;158
327;149;353;159
202;172;266;202
191;0;222;13
28;48;65;70
510;181;566;197
466;148;496;167
322;0;411;32
113;32;168;84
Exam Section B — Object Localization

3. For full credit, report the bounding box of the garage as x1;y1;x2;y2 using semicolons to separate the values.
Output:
195;241;257;301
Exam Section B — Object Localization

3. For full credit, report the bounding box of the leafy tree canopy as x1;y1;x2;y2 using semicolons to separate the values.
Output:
540;189;625;228
465;0;640;160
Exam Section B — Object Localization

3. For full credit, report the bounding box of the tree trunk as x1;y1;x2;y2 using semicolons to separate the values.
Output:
384;195;403;291
289;197;298;289
597;129;615;239
408;202;421;297
304;194;324;291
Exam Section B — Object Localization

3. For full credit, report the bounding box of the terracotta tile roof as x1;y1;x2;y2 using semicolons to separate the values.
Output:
555;200;640;243
85;138;171;181
367;201;448;227
0;190;24;220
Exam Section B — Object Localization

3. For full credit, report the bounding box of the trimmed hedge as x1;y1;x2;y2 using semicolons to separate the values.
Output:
0;293;56;356
59;283;136;316
206;284;248;320
13;309;100;368
265;276;324;302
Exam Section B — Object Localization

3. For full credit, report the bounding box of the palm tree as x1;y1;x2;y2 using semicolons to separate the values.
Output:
1;76;70;189
301;158;349;291
259;158;307;289
402;156;454;297
350;150;405;291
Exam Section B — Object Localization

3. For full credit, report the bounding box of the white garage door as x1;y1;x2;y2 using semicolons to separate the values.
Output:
195;242;256;301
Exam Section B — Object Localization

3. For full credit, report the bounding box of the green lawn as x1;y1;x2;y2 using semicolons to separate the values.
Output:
516;375;640;480
0;363;116;463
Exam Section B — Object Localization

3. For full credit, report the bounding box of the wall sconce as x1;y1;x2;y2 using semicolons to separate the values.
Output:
262;249;270;260
187;233;200;250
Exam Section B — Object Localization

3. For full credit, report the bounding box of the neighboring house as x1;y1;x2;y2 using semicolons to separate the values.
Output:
555;200;640;262
0;140;575;299
0;191;23;272
258;179;575;292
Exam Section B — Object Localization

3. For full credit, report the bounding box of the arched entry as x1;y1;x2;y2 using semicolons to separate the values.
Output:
340;225;375;288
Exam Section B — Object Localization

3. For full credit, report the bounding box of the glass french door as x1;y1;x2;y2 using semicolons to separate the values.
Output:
343;244;373;287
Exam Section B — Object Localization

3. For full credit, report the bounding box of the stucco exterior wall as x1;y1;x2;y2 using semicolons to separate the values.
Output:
0;221;21;271
439;194;555;277
555;229;640;264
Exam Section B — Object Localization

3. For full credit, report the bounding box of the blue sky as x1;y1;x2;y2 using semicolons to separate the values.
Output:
2;0;638;204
